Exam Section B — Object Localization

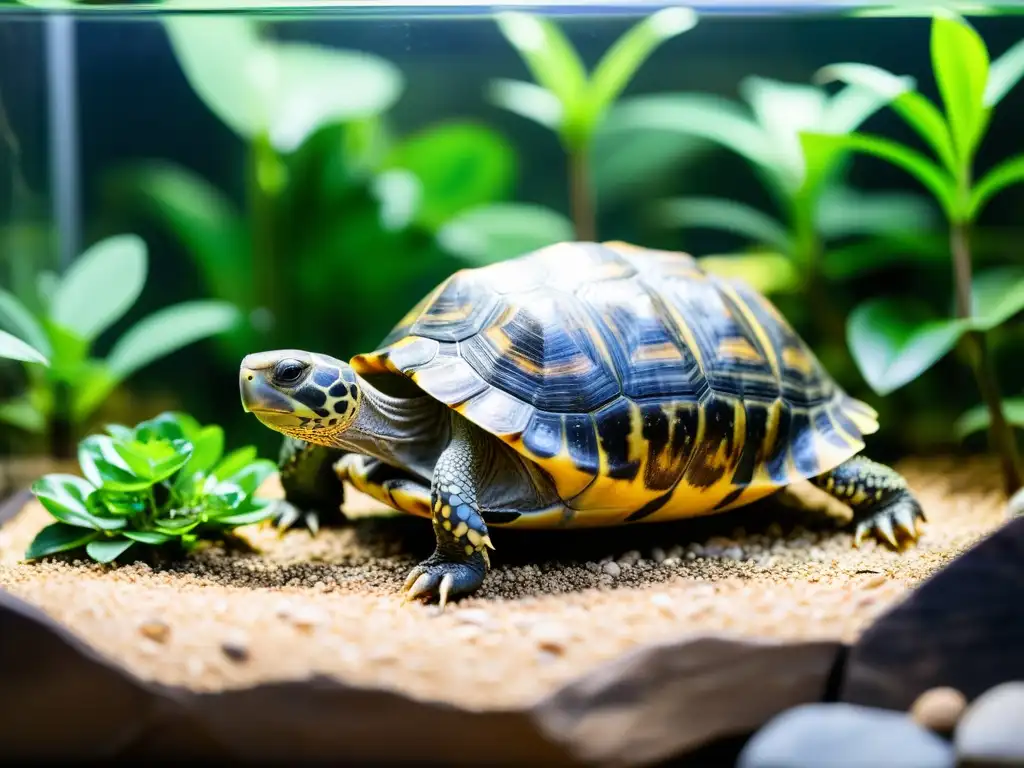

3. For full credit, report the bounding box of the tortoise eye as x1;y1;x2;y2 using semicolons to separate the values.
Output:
273;359;305;385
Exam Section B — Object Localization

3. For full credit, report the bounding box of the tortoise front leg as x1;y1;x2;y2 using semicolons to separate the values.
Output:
274;437;347;535
401;416;494;610
810;455;927;549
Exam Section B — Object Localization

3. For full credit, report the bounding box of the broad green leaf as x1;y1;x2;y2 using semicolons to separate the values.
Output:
181;425;225;478
123;530;174;545
85;537;135;564
211;445;258;481
134;411;198;443
113;438;193;484
494;11;588;143
0;328;48;365
697;252;801;295
931;12;990;164
436;203;575;265
607;93;775;179
847;297;968;395
584;7;697;130
819;74;917;135
954;397;1024;439
816;186;938;240
654;196;792;253
970;153;1024;219
0;398;46;433
213;504;276;527
221;458;276;496
0;287;51;358
487;78;562;131
78;434;154;492
383;122;516;231
103;162;250;311
984;37;1024;107
164;17;403;152
815;63;957;174
968;266;1024;330
104;300;240;382
30;474;105;529
105;423;135;442
799;132;958;220
740;76;828;186
50;234;147;342
204;481;247;512
260;43;404;153
24;522;99;560
98;491;148;517
590;122;711;205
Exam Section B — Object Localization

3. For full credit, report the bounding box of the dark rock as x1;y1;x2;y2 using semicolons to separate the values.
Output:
840;518;1024;710
954;681;1024;767
737;703;955;768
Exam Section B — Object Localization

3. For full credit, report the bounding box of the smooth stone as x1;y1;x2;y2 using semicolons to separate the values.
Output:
911;686;968;733
737;703;955;768
954;681;1024;766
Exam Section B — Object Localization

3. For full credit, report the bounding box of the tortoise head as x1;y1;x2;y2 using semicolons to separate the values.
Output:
239;350;361;445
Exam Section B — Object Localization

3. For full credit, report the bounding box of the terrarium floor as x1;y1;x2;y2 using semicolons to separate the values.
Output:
0;457;1007;710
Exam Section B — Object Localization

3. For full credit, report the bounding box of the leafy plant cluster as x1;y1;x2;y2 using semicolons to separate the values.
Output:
25;411;277;564
0;233;239;457
798;10;1024;493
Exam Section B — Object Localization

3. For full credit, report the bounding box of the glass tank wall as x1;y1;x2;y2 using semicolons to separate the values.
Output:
2;0;1024;494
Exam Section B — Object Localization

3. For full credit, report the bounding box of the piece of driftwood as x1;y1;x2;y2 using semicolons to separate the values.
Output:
0;489;844;765
839;517;1024;711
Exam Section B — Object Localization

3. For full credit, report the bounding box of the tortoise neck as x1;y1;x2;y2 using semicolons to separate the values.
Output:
331;375;449;477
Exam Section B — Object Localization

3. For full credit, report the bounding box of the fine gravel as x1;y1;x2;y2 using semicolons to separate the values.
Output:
0;456;1008;710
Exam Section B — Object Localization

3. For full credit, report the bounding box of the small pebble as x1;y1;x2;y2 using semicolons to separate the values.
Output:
139;619;170;644
911;686;966;733
602;561;621;578
862;573;887;589
221;637;250;663
738;703;955;768
955;681;1024;765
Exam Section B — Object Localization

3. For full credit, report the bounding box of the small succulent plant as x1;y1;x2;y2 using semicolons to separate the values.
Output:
24;410;277;564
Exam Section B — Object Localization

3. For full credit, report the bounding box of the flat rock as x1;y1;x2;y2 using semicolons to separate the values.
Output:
840;517;1024;710
954;681;1024;766
737;703;955;768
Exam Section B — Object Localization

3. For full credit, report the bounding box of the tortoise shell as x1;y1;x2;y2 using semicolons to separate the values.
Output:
350;241;878;526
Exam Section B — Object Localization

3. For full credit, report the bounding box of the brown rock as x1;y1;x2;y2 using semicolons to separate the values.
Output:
911;686;967;732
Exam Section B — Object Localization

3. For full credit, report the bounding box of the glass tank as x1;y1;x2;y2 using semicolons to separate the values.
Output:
0;1;1022;765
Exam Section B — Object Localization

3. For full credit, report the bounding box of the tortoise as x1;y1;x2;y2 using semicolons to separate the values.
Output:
239;240;926;607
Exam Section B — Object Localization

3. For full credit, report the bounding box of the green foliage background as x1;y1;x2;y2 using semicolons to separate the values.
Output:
2;2;1024;476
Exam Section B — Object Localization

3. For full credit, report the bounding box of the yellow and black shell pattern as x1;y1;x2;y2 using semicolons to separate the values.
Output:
350;241;879;528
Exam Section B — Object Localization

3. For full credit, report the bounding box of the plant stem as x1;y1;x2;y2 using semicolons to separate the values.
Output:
568;146;596;241
49;382;73;459
951;222;1022;495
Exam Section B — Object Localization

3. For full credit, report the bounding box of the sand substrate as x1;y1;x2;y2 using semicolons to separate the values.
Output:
0;456;1009;710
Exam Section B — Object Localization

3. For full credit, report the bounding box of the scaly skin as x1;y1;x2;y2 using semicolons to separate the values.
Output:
810;455;926;549
273;437;348;534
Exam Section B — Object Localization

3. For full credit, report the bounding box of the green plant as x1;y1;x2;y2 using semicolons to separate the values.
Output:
602;74;939;301
0;233;240;458
0;329;48;366
490;6;698;240
106;11;523;363
800;11;1024;494
24;410;277;564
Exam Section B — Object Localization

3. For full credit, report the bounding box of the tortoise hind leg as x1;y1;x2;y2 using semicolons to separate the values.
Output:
275;438;347;535
335;453;433;520
809;455;927;549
